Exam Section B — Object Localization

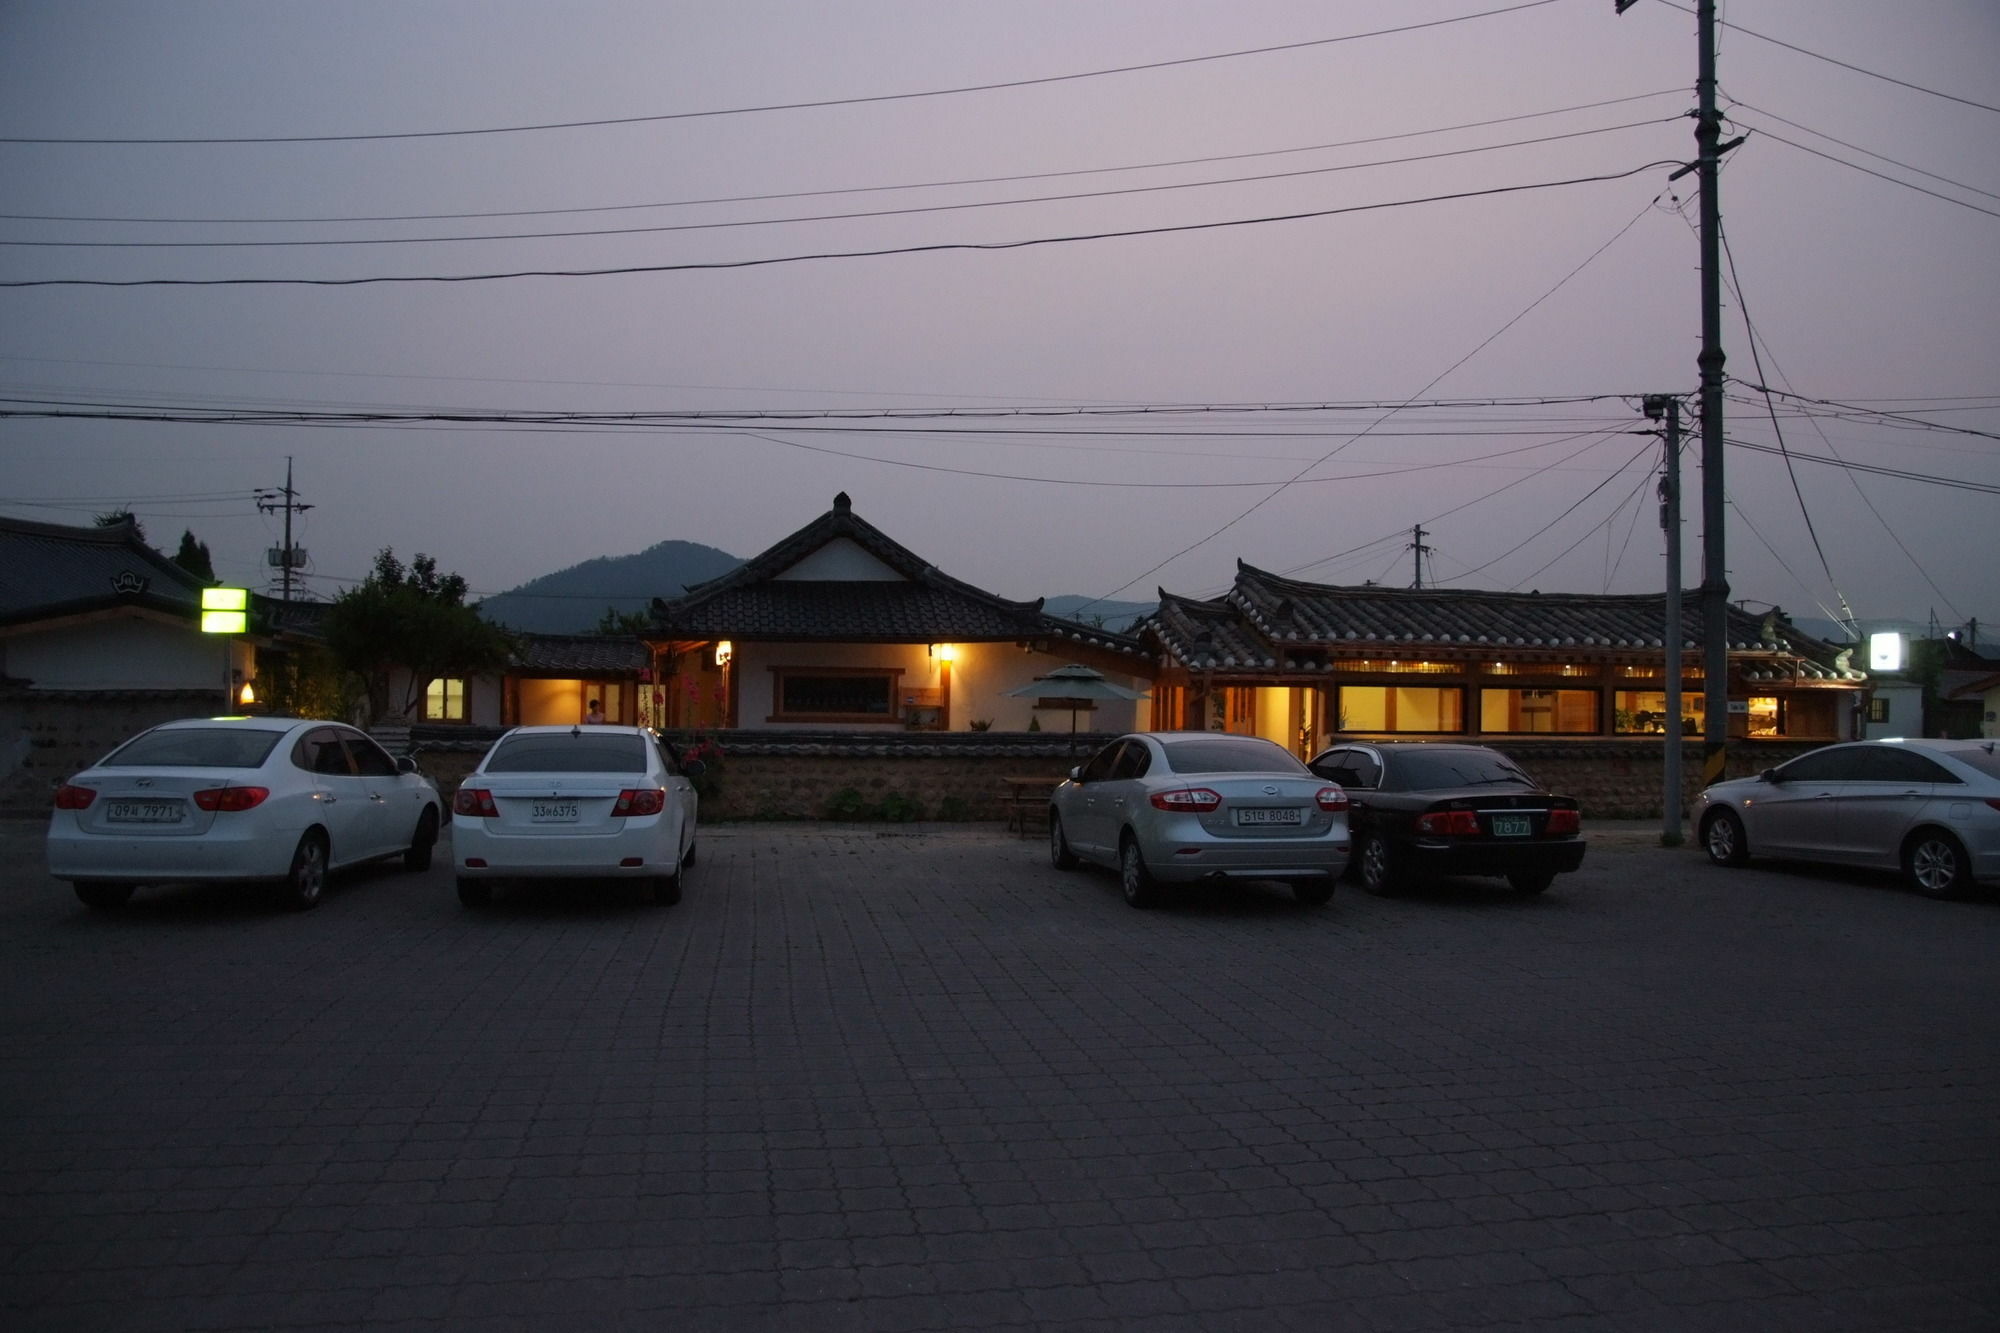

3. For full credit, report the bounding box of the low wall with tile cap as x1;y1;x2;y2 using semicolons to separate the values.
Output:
403;726;1825;824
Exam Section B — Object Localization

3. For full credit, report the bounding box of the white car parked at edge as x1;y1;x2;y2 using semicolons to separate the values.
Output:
450;725;702;908
47;715;442;911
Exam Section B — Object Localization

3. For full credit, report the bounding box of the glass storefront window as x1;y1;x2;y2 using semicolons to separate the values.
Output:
1337;685;1464;733
1613;689;1704;735
1747;696;1780;737
1480;688;1597;734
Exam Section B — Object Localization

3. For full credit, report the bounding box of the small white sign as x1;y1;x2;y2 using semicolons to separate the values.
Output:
1869;631;1904;671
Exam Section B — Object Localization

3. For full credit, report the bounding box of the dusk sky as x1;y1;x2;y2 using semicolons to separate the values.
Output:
4;1;1995;636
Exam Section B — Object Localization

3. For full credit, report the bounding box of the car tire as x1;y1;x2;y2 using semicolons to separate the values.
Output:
73;881;135;911
654;867;683;906
683;838;697;868
1701;808;1749;867
1049;812;1079;869
1508;870;1556;895
1905;829;1972;900
455;876;491;908
402;807;439;872
1118;835;1159;909
1357;834;1401;897
282;831;329;911
1291;878;1335;906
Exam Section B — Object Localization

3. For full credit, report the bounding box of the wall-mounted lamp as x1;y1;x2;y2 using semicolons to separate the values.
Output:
929;643;956;662
713;640;733;668
238;678;257;705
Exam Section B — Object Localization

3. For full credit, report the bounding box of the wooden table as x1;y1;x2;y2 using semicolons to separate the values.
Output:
1000;775;1061;836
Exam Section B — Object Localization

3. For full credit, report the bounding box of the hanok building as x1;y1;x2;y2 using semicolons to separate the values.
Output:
645;493;1148;734
1141;564;1869;757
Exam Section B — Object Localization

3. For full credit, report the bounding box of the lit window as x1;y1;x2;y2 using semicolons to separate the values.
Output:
1336;685;1464;733
425;677;466;722
1480;688;1598;734
1866;697;1891;724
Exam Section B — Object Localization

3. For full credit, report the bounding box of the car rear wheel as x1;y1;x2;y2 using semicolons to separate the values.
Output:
402;807;438;872
1905;829;1972;899
74;881;135;911
1508;870;1556;895
1291;878;1335;906
282;832;329;911
1357;835;1400;897
1701;809;1749;867
455;876;492;908
1118;835;1159;909
1049;813;1079;869
654;867;683;905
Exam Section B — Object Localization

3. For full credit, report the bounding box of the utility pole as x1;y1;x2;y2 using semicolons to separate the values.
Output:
256;457;313;604
1645;395;1684;845
1620;0;1737;788
1409;524;1432;589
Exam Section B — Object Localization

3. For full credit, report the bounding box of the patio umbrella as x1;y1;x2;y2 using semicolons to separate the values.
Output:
1004;664;1149;749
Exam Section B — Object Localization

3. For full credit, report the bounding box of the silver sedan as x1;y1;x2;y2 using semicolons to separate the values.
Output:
1048;731;1351;908
1695;737;2000;897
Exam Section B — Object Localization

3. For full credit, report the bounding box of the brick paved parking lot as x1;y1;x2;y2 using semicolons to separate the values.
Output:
2;818;1996;1332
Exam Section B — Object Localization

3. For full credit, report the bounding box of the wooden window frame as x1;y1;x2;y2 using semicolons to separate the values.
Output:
424;676;467;723
767;666;905;723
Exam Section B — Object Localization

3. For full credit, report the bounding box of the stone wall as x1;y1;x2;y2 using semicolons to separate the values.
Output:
405;727;1824;823
0;690;223;815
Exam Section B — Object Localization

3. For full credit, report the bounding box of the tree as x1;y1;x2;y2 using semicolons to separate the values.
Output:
594;606;653;635
171;529;216;582
322;549;514;724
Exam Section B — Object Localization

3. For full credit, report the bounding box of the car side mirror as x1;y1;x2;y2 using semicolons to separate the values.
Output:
682;759;707;779
1068;766;1082;782
397;755;420;775
1760;767;1782;783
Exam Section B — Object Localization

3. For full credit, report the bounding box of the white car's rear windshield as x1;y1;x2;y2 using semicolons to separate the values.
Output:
1159;738;1305;774
105;728;284;768
485;733;649;774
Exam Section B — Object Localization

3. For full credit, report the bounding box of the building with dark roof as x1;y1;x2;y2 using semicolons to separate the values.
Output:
1138;562;1870;754
644;493;1148;733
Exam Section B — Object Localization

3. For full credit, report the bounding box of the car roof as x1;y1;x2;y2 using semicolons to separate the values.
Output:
499;724;652;736
1877;736;1999;755
154;714;313;732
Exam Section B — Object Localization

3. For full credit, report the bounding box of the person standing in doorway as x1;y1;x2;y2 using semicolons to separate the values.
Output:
586;698;605;725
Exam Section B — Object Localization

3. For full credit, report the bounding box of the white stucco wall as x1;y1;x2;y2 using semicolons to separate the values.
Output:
4;616;233;692
1862;680;1923;740
773;540;903;581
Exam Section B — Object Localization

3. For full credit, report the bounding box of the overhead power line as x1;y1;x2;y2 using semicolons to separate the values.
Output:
1656;0;2000;115
0;1;1563;145
0;119;1682;249
0;161;1679;288
0;90;1685;226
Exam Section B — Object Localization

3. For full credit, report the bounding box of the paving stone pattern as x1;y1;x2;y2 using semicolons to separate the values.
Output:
1;821;1996;1331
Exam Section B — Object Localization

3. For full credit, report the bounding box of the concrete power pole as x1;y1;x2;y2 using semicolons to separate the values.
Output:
256;457;313;604
1620;0;1736;787
1410;524;1431;590
1646;395;1684;845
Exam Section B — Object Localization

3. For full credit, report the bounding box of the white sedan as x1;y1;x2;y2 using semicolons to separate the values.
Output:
47;715;443;911
450;725;701;908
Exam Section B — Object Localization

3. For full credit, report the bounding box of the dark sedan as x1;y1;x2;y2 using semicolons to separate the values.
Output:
1307;742;1586;896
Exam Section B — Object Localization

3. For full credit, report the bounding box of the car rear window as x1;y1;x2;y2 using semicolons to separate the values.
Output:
1157;737;1306;775
104;727;285;769
484;733;649;774
1945;747;2000;780
1388;749;1532;789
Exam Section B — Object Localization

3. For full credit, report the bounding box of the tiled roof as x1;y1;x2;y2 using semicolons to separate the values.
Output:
1143;563;1863;678
511;634;648;673
0;515;206;626
654;492;1144;658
